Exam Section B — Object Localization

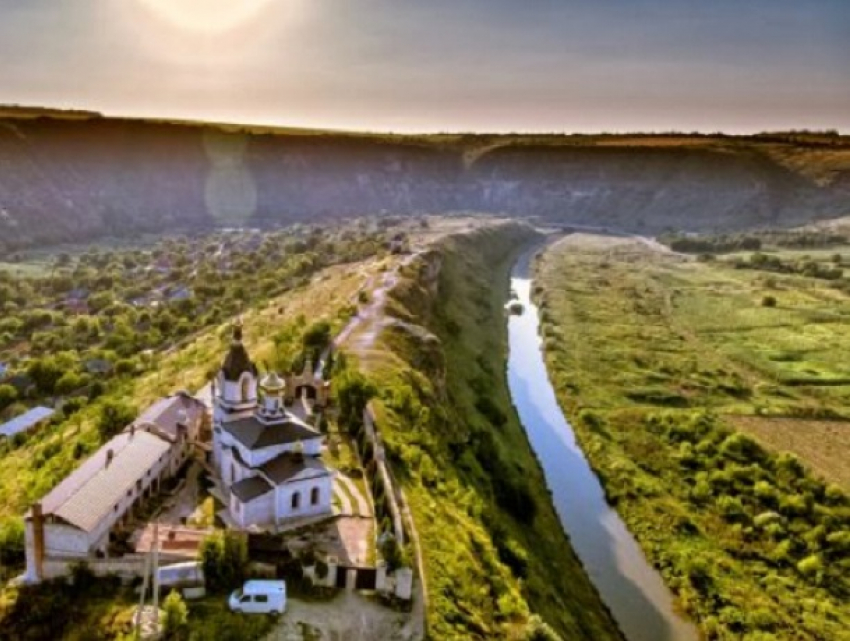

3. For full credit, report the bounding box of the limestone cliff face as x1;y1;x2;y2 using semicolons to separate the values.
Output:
1;115;849;250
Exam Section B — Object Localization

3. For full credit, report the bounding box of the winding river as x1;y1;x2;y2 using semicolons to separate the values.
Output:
507;249;698;641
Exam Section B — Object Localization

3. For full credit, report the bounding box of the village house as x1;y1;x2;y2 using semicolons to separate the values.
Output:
212;321;333;529
23;392;207;583
0;406;54;440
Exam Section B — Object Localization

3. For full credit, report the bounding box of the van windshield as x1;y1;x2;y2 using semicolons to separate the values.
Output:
232;589;243;599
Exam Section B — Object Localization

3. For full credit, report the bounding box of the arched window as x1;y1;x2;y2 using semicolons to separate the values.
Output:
291;492;301;510
310;487;320;506
241;377;250;402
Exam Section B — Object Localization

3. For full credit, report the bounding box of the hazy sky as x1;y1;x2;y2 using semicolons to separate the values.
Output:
0;0;848;133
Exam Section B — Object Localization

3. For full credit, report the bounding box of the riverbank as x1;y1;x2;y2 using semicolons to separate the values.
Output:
533;234;850;640
508;247;697;641
354;222;623;639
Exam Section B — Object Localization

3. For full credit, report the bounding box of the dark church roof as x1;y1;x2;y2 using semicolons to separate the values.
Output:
231;475;273;502
222;342;258;382
222;416;320;450
221;322;258;382
261;453;330;485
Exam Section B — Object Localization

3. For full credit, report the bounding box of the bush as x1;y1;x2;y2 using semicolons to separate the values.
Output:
797;554;823;580
761;295;777;308
492;471;537;525
162;590;189;638
0;518;25;566
523;615;563;641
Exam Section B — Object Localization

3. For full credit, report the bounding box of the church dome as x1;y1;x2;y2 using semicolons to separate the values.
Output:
221;320;258;382
260;372;285;392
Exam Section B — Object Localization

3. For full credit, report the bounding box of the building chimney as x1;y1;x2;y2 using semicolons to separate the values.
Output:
31;502;45;581
106;449;114;467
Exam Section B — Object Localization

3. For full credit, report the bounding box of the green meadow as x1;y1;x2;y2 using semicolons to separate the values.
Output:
535;234;850;641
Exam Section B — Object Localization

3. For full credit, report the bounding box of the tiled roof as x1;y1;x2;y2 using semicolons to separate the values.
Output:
231;476;273;502
222;415;320;451
43;431;171;533
0;406;54;438
261;453;331;485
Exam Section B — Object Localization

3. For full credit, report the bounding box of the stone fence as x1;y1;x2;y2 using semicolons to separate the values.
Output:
40;552;186;582
362;404;406;546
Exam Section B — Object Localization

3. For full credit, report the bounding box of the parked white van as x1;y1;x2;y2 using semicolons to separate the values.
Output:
228;580;286;615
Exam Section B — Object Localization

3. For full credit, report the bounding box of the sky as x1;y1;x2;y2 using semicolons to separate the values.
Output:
0;0;848;133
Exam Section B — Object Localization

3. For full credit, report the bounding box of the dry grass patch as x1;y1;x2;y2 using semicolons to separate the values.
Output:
729;416;850;491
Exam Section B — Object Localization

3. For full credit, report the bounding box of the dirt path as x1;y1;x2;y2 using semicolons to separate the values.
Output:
330;252;427;641
266;592;415;641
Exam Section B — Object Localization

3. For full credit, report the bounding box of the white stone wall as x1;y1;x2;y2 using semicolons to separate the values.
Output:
234;491;275;528
219;373;258;409
43;523;91;557
274;475;333;521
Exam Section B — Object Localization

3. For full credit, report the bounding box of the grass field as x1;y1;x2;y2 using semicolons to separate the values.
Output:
535;234;850;640
537;234;850;486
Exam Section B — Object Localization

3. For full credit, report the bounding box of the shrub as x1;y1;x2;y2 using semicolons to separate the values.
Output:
0;384;17;411
523;615;563;641
761;295;777;308
796;554;823;580
380;535;403;570
494;535;529;579
162;590;188;638
717;495;747;522
720;433;764;463
0;518;25;566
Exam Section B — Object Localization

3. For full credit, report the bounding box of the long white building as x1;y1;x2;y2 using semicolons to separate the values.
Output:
24;392;207;583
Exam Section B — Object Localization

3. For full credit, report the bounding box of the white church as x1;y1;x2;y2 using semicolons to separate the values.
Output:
212;321;333;529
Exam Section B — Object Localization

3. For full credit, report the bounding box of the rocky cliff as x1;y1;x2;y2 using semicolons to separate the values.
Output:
1;114;849;251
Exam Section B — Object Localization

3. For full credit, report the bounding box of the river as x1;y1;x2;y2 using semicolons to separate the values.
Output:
506;249;698;641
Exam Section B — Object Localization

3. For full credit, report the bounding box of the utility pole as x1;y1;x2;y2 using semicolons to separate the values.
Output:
136;545;151;639
152;522;160;631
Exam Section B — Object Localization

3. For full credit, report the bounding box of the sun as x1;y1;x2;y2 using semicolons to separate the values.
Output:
136;0;285;35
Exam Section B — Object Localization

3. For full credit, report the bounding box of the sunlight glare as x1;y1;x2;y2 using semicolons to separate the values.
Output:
136;0;286;35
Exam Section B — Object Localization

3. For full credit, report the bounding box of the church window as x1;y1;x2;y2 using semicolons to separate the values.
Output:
310;487;320;505
291;492;301;510
241;377;250;402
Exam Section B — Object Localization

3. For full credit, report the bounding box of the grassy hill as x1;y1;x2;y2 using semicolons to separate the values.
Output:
349;222;622;640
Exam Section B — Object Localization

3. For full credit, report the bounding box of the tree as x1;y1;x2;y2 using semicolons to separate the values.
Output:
0;384;17;412
27;357;64;395
162;590;188;639
336;371;376;434
96;399;137;439
55;372;84;396
200;532;248;594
